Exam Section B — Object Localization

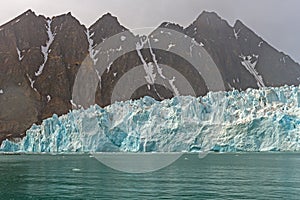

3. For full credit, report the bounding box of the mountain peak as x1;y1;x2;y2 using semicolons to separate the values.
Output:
189;10;231;30
103;12;113;17
18;9;38;20
0;9;38;28
197;10;223;22
159;22;184;32
89;12;127;33
53;12;80;22
99;12;118;22
234;19;245;28
24;9;35;15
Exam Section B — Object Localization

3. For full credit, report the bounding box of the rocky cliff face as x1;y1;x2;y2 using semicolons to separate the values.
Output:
185;11;300;90
0;10;300;142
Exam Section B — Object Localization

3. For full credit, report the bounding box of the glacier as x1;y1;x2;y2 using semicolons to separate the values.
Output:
2;85;300;153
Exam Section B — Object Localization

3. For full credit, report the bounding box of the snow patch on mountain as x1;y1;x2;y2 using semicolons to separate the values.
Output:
136;37;156;89
47;95;51;102
233;28;241;39
26;74;37;92
85;29;99;65
120;35;126;41
240;54;265;88
168;77;180;96
16;47;24;61
35;19;56;76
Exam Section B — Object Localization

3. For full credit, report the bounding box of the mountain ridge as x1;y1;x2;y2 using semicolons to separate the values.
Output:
0;9;300;143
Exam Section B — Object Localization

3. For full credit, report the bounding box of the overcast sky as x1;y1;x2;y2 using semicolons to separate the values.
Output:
1;0;300;62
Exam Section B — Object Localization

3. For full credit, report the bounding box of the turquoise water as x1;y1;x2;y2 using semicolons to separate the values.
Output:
0;153;300;199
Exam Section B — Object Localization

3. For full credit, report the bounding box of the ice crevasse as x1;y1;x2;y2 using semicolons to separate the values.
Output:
2;85;300;153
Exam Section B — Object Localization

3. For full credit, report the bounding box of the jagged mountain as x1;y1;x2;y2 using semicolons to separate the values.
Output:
0;9;300;142
185;11;300;89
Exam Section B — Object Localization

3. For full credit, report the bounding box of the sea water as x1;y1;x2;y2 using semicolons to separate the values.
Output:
0;153;299;199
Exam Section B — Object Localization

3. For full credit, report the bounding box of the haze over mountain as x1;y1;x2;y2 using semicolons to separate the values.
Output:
0;9;300;143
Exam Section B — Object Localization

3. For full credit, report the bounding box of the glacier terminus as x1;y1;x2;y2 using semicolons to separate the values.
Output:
1;85;300;153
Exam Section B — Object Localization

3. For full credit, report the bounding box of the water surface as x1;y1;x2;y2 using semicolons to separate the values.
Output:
0;153;299;199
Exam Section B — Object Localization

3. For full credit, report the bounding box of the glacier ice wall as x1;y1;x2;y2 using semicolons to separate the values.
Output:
2;85;300;153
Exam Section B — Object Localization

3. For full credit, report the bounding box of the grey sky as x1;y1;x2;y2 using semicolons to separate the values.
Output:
1;0;300;62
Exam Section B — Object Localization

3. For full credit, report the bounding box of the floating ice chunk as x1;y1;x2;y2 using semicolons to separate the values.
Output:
0;89;3;94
